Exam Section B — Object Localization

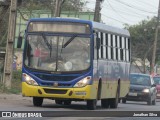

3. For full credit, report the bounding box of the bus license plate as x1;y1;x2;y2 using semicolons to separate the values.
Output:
128;92;137;96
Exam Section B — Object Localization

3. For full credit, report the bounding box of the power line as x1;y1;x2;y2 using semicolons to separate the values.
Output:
103;0;155;18
102;6;147;18
113;0;157;14
101;13;127;24
106;0;139;23
86;7;130;24
133;0;157;8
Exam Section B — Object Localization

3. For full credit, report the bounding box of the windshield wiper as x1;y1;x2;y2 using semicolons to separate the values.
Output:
41;33;52;57
62;35;77;48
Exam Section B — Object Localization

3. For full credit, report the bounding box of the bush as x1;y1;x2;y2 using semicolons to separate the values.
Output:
0;70;22;94
12;70;22;81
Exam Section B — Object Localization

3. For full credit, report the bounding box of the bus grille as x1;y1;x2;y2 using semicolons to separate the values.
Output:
43;89;67;94
34;74;77;81
40;83;72;87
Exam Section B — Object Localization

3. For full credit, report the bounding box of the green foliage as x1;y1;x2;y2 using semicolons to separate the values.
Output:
0;82;4;93
12;70;22;81
1;0;87;47
125;17;160;64
19;0;87;11
0;70;22;94
0;6;9;47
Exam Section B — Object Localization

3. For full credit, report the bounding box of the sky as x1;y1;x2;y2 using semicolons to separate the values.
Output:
86;0;159;28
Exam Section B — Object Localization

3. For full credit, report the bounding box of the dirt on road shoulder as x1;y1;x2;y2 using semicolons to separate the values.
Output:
0;93;22;100
0;93;32;105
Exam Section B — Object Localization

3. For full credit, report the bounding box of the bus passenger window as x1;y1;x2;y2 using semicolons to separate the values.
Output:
122;37;125;49
120;49;123;61
115;36;118;47
98;32;101;59
119;37;122;48
126;50;129;62
118;48;121;61
101;32;103;58
105;34;108;46
108;47;111;59
123;49;126;61
116;48;118;60
111;47;113;59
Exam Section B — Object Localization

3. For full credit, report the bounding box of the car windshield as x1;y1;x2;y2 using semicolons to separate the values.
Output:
24;34;90;72
130;74;151;86
153;77;160;85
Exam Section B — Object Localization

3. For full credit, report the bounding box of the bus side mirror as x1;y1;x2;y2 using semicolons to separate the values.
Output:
17;36;22;48
96;38;100;50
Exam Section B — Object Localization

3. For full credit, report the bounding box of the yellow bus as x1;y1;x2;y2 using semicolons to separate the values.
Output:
18;18;131;110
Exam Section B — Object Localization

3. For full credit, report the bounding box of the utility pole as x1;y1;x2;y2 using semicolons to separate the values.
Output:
54;0;65;17
94;0;103;22
3;0;17;88
151;0;160;75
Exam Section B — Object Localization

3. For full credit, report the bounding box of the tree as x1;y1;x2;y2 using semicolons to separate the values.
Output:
18;0;87;12
125;17;160;73
0;0;87;47
0;5;9;47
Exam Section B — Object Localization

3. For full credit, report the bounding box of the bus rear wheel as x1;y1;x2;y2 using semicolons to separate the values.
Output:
101;99;110;108
110;91;119;108
55;100;63;105
33;97;43;107
87;99;97;110
122;98;126;103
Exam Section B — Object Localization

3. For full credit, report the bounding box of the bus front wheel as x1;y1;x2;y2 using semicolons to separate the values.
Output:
33;97;43;107
55;100;63;105
64;100;71;105
87;99;97;110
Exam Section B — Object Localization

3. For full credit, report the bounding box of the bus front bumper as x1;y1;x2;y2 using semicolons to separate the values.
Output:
22;82;96;100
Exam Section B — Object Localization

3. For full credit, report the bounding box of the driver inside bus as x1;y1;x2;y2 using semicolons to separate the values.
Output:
66;44;90;71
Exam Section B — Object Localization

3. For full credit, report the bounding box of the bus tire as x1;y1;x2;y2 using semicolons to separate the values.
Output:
33;97;43;107
64;100;71;105
87;99;97;110
101;99;110;108
110;91;119;108
122;98;126;103
55;100;63;105
110;84;120;108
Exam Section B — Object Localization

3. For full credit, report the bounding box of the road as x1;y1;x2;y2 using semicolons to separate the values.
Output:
0;94;160;120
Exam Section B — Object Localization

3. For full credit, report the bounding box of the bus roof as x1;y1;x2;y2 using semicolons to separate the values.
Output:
28;18;130;37
29;17;92;25
92;21;130;37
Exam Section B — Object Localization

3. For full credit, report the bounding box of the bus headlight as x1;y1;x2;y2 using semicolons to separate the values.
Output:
74;76;91;88
23;73;38;86
142;89;150;93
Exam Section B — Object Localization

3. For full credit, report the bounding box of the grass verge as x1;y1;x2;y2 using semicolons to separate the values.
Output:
0;70;22;94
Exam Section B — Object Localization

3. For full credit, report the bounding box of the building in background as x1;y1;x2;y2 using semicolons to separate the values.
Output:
15;10;95;49
13;10;95;70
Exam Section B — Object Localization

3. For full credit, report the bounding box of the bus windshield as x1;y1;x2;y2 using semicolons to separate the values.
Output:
24;34;91;72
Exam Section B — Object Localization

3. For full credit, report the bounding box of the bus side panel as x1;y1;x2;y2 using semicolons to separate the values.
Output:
119;62;130;98
95;60;130;99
